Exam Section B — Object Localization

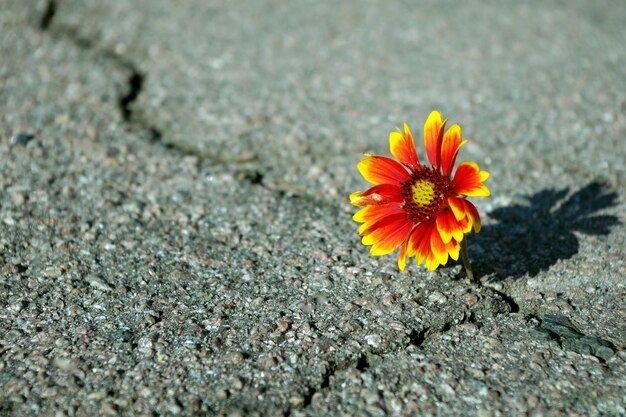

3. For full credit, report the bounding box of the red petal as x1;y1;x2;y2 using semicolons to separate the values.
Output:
357;154;411;185
361;215;414;256
440;124;467;178
430;227;449;268
353;203;405;234
408;221;435;265
349;184;404;206
423;111;446;170
452;162;490;197
397;226;416;271
448;197;482;233
389;123;420;171
446;238;460;261
435;208;468;244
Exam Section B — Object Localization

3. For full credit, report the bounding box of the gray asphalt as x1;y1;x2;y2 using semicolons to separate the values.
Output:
1;1;625;416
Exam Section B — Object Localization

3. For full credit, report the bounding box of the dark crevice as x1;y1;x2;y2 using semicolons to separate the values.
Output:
355;354;369;371
43;20;167;144
148;127;164;144
39;0;57;30
237;170;265;187
297;361;335;411
320;361;334;389
490;288;520;313
15;263;29;274
301;387;315;407
119;71;145;121
465;311;477;325
408;327;430;348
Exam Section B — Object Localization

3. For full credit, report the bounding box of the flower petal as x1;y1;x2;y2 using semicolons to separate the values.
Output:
397;227;415;271
427;228;461;270
448;197;481;233
435;207;468;244
423;111;446;170
389;123;420;171
440;123;467;178
425;252;440;271
430;228;449;268
357;154;411;185
451;162;490;197
408;221;435;265
361;215;414;256
463;200;482;233
446;238;460;261
353;203;404;234
350;184;404;206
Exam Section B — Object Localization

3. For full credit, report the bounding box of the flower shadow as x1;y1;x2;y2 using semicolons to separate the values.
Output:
469;181;619;281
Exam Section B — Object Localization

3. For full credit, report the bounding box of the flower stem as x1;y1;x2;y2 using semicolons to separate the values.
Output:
460;237;475;283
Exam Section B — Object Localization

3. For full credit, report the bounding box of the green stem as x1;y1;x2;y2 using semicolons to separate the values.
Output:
460;237;475;283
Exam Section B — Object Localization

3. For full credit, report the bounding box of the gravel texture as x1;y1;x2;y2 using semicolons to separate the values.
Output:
1;1;625;416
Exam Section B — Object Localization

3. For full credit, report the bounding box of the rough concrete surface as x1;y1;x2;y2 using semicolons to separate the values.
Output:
1;1;625;416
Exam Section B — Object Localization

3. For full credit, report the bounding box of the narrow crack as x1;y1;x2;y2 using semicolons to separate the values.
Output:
355;353;369;371
237;169;265;187
408;327;430;348
298;360;335;410
39;0;57;30
490;288;520;313
37;12;165;142
301;387;315;408
119;71;145;121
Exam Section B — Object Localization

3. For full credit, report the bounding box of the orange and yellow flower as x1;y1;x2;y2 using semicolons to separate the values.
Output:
351;111;490;271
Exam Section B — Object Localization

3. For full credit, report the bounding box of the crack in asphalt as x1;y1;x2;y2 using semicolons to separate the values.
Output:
36;0;164;143
118;71;145;121
38;0;56;30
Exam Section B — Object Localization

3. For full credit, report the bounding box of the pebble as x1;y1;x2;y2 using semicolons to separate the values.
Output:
428;291;447;304
10;132;34;146
465;294;479;307
85;274;113;291
289;396;304;406
364;334;382;348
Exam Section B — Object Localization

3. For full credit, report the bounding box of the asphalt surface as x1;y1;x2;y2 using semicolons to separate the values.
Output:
1;1;625;416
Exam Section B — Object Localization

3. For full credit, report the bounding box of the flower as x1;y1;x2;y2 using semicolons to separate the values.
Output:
351;111;490;271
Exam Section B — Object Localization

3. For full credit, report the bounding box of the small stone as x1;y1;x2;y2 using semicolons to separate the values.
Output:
465;294;479;307
477;410;493;417
167;403;182;414
527;395;539;408
289;396;304;406
230;378;244;390
225;352;244;364
85;274;113;291
365;334;382;348
44;265;65;278
52;357;77;371
428;291;447;304
10;132;34;146
276;319;291;332
87;390;107;400
439;382;456;396
215;389;228;400
362;389;379;404
137;336;153;354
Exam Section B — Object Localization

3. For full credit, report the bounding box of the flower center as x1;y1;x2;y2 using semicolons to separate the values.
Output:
411;180;435;206
401;167;451;223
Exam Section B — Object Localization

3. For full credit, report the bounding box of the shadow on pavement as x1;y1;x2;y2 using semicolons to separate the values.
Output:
470;182;619;281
